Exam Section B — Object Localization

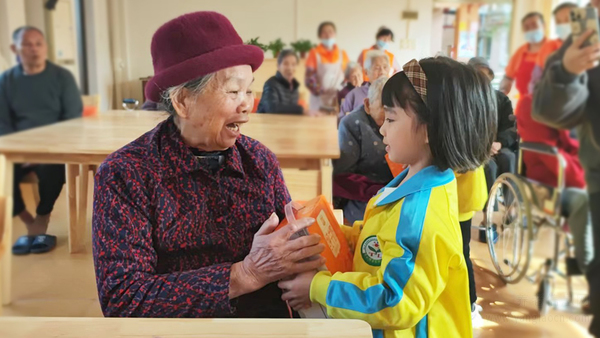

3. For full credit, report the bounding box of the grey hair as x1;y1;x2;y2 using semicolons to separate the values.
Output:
344;62;362;79
160;74;215;115
364;50;390;72
367;77;387;103
12;26;44;45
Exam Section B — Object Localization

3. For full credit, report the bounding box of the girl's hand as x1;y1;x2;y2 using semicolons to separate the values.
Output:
278;270;318;311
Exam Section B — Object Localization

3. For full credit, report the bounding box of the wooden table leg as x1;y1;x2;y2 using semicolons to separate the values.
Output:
66;164;83;253
320;159;333;202
76;165;90;252
0;155;14;307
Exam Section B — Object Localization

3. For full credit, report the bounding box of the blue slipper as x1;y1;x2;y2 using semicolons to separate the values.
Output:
30;234;57;254
12;235;35;255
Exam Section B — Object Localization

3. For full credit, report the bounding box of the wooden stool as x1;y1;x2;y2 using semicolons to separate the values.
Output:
20;172;40;206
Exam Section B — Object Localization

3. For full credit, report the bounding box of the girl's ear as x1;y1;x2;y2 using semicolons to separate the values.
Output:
425;129;429;144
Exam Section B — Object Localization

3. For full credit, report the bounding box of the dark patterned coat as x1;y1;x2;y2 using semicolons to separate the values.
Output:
92;117;291;318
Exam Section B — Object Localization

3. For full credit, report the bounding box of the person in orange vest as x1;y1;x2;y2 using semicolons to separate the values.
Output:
305;21;349;114
357;27;401;82
499;12;547;97
529;2;578;91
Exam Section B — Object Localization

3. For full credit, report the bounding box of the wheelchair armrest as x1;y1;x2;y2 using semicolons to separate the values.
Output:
519;142;559;157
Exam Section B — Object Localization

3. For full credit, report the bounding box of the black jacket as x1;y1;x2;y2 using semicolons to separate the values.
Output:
496;90;518;151
257;72;303;114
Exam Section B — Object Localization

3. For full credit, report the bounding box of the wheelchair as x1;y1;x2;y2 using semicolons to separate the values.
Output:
483;142;584;315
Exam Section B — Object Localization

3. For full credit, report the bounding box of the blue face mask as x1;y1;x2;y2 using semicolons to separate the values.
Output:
524;28;545;44
376;39;389;50
321;38;335;49
555;23;572;41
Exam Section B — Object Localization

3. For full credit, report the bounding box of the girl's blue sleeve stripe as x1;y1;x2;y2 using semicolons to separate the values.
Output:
325;189;432;314
416;315;429;337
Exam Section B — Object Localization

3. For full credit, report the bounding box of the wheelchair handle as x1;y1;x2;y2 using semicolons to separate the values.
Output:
519;142;559;156
517;141;567;192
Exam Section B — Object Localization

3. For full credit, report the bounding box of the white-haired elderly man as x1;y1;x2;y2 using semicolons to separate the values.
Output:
333;77;393;224
339;50;390;120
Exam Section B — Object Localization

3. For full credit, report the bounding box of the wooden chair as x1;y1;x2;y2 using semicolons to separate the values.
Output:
21;172;41;206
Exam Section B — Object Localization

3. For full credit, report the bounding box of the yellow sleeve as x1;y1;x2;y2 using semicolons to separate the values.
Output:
455;167;488;221
310;195;461;330
340;221;363;252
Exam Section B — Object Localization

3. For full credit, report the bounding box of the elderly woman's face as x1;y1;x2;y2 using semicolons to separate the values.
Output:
348;67;363;87
174;65;254;151
368;57;390;81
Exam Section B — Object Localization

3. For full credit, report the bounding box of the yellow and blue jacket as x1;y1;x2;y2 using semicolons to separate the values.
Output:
310;166;472;338
455;167;488;222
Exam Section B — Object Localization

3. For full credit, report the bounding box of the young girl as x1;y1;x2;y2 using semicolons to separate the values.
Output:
279;57;497;337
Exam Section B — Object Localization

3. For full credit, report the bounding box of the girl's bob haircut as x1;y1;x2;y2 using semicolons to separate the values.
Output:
382;56;497;173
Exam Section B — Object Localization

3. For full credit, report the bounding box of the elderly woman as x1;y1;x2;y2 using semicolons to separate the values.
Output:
337;62;363;107
92;12;324;318
257;49;303;114
338;50;390;119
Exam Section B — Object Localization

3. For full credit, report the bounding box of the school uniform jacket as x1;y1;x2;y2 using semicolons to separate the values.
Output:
456;166;488;222
310;166;473;338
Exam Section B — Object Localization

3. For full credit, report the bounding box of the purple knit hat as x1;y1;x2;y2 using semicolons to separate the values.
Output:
145;11;264;102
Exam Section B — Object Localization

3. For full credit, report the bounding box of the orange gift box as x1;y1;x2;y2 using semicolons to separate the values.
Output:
276;195;353;274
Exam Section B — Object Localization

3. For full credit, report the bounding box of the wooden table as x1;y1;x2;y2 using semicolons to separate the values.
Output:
0;111;339;307
0;317;372;338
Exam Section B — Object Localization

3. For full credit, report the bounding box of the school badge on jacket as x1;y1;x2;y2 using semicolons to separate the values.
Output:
361;235;382;266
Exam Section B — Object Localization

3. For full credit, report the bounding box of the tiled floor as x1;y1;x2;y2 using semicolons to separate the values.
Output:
1;183;594;337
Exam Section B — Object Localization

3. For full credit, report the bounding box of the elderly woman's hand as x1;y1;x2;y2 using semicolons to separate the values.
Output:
229;213;325;298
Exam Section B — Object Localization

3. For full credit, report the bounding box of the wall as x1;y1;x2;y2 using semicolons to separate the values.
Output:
430;8;444;56
24;0;46;34
108;0;434;106
84;0;113;111
0;0;26;70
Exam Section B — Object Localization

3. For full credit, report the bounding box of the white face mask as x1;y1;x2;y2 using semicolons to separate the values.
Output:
524;28;545;44
376;39;389;50
321;38;336;49
555;23;572;41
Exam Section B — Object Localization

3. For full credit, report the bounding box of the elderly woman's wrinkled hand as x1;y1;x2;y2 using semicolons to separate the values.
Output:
240;213;325;291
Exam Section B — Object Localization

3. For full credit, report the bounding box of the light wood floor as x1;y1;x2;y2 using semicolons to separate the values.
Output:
1;182;594;337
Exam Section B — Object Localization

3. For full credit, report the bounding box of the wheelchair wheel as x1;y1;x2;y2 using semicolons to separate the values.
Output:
537;277;552;315
485;173;534;284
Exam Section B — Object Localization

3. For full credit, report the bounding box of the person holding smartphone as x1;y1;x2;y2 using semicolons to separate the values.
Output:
533;1;600;336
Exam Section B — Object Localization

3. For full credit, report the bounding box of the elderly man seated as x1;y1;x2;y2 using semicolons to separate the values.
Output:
0;26;82;255
333;77;393;224
338;50;390;121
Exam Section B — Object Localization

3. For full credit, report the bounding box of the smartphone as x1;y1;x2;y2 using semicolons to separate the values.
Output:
570;7;600;47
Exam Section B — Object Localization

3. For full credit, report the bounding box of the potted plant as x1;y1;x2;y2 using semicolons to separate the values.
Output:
245;37;268;52
291;39;314;59
267;38;286;58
